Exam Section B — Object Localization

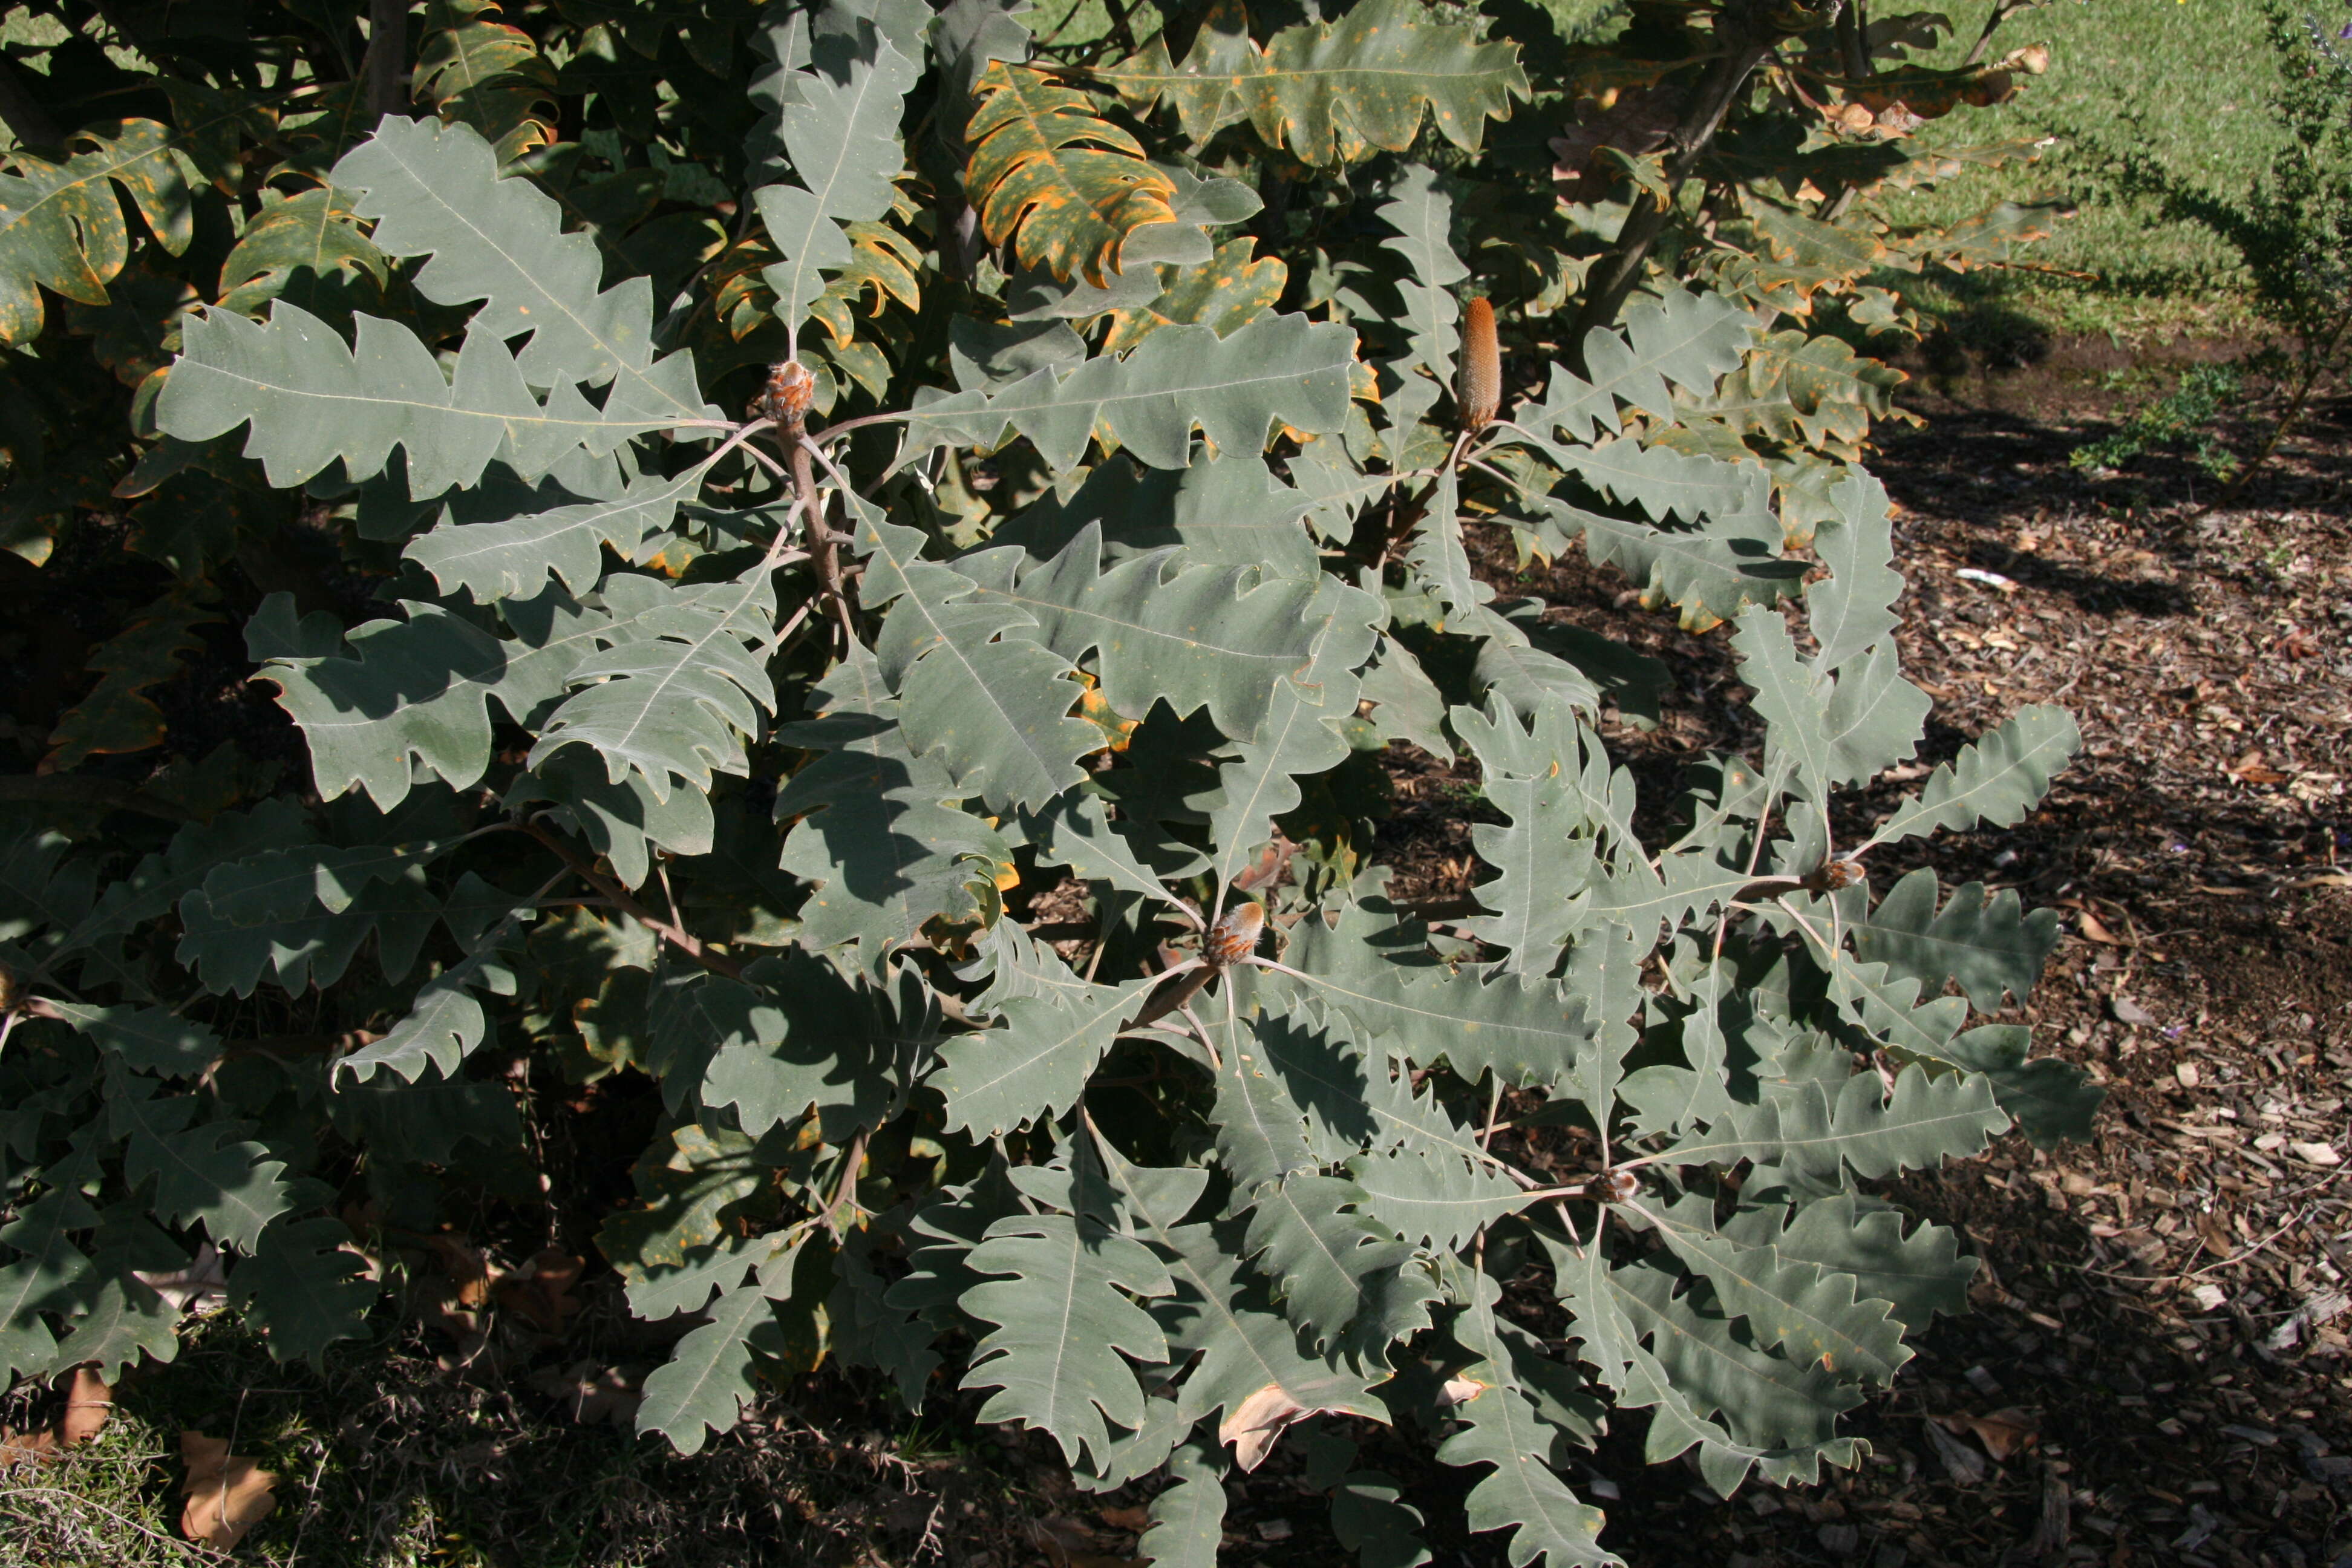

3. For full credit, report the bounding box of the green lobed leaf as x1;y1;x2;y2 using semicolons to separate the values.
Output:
1846;868;2061;1012
959;1204;1175;1472
1099;0;1529;168
1241;1172;1437;1364
933;965;1157;1137
636;1238;806;1455
1639;1194;1911;1385
756;25;924;328
1659;1060;2010;1184
528;565;782;804
335;117;711;422
1722;1195;1975;1334
958;524;1338;745
106;1066;294;1252
898;312;1358;472
775;647;1016;975
1864;706;2081;849
232;1212;378;1368
1138;1437;1232;1568
1438;1270;1619;1568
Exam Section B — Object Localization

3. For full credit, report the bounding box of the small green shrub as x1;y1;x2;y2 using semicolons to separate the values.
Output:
2071;361;2246;482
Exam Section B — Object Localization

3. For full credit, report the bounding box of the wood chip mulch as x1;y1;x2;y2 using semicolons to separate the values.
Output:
1313;377;2352;1568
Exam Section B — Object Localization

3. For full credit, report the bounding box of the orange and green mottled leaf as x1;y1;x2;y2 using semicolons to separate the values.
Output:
0;120;194;345
1099;0;1527;169
214;186;390;320
1101;237;1287;355
845;221;924;311
965;62;1179;287
43;584;222;773
414;0;560;163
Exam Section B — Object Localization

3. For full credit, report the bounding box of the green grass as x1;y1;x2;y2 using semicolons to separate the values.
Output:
1021;0;2287;341
1873;0;2288;337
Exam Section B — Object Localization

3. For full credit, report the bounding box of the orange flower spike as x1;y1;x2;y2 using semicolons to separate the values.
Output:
1458;295;1500;434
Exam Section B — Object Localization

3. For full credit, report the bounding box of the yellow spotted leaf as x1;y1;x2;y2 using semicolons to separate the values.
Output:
1102;237;1289;356
413;0;559;163
965;62;1179;286
0;119;195;345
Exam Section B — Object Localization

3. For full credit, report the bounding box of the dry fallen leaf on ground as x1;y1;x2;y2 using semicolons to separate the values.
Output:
1935;1407;2042;1462
495;1248;585;1334
59;1367;111;1446
0;1428;57;1471
180;1430;276;1550
421;1234;491;1307
132;1243;228;1313
528;1360;643;1426
1096;1503;1151;1532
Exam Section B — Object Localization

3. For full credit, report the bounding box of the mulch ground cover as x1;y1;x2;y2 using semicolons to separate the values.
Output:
1321;362;2352;1568
4;348;2345;1568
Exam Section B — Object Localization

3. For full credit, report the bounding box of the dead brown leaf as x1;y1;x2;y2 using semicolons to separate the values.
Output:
2194;1209;2236;1259
494;1247;584;1334
180;1431;276;1550
529;1359;643;1426
1437;1374;1489;1408
1218;1381;1355;1472
1096;1503;1152;1533
59;1367;111;1446
2076;908;2121;944
0;1428;58;1471
1934;1408;2042;1462
421;1234;491;1308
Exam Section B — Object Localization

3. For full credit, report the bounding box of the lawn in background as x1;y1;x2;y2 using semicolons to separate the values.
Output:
1020;0;2288;338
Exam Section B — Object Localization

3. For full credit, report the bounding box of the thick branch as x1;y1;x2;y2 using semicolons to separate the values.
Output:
365;0;407;122
518;820;743;980
1567;2;1829;356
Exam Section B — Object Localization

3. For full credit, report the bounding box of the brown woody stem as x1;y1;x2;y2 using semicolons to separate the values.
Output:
518;820;742;981
365;0;406;121
769;405;857;644
1566;2;1813;356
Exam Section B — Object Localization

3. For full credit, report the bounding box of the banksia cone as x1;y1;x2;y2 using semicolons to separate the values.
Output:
1204;901;1264;967
751;359;815;428
1458;295;1500;434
